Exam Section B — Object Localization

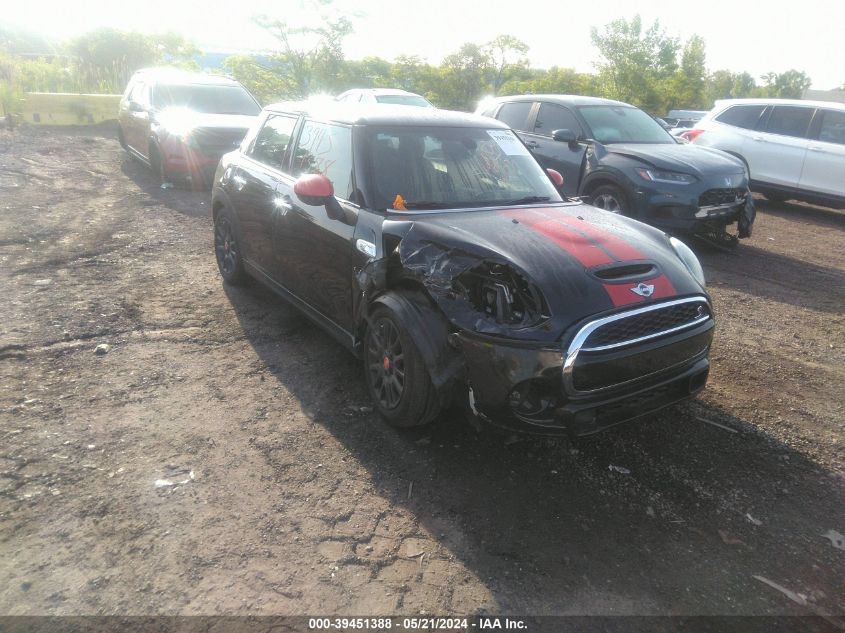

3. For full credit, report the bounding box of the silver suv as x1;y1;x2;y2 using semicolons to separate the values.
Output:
686;99;845;209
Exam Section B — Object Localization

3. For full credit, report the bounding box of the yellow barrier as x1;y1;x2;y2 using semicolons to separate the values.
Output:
21;92;121;125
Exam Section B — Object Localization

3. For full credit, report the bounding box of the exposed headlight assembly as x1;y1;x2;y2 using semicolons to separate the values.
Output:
636;168;696;185
669;236;705;287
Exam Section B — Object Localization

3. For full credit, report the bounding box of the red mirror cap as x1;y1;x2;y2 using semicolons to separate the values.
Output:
294;173;334;199
546;168;564;188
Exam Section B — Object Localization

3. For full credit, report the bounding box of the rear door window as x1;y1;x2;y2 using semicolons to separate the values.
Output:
817;109;845;145
715;105;766;130
292;121;355;201
764;106;814;138
533;103;582;137
495;102;534;132
249;114;298;171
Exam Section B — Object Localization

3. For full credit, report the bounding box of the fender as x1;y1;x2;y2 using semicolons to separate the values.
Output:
578;166;633;198
369;290;465;403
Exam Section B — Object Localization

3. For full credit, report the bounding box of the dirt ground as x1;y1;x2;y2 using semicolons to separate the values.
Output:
1;124;843;620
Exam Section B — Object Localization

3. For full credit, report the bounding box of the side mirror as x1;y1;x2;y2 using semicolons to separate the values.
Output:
128;101;144;113
546;168;564;188
552;128;576;143
293;173;344;220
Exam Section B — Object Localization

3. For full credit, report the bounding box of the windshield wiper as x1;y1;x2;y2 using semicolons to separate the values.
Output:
500;196;551;205
401;201;453;209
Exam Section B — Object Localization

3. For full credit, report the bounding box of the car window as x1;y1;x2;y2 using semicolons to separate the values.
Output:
153;84;260;115
715;105;766;130
128;81;146;105
817;109;845;145
496;102;533;132
366;126;562;211
292;121;355;201
577;105;675;144
249;115;298;170
533;103;582;137
764;106;814;138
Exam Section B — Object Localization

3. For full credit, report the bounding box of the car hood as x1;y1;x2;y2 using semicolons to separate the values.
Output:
387;203;706;342
605;143;745;176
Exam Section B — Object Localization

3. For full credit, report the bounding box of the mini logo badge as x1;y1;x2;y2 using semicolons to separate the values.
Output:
630;282;655;298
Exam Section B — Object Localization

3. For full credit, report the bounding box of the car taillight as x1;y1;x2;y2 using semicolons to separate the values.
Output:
682;129;704;142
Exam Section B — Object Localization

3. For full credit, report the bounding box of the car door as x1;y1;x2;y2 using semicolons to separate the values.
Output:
745;105;814;187
798;108;845;198
520;102;585;195
281;119;357;330
230;113;299;280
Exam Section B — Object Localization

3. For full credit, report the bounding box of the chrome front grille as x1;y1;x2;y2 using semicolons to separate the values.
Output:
583;300;710;350
563;297;713;395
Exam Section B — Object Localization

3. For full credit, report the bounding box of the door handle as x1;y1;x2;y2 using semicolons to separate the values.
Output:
752;136;765;142
524;140;539;148
274;193;293;213
807;146;823;152
232;174;246;191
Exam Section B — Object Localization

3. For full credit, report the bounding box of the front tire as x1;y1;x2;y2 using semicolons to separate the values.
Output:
214;209;247;285
364;304;440;428
590;184;629;215
148;143;171;184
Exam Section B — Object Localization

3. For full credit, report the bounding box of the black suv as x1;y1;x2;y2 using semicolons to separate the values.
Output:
478;95;755;241
212;102;715;436
118;68;261;187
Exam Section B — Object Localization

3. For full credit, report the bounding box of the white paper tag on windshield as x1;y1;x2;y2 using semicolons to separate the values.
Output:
487;130;531;156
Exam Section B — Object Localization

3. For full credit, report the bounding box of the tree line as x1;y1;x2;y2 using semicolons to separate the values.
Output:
1;12;828;122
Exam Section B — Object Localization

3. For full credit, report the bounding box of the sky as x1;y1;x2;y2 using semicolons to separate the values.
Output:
3;0;843;89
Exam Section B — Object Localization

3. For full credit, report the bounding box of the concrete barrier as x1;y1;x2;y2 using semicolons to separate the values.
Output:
22;92;121;125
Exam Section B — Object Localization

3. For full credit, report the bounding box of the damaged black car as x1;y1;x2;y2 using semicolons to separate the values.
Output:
212;103;715;435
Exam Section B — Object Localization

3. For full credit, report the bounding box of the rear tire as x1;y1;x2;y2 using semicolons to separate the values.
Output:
590;184;629;215
364;304;440;428
213;209;247;286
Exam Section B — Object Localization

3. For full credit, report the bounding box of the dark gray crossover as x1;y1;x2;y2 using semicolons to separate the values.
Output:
212;102;715;436
477;95;756;243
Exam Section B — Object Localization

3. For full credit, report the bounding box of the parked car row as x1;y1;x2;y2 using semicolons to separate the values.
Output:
476;95;755;241
683;98;845;209
114;65;845;433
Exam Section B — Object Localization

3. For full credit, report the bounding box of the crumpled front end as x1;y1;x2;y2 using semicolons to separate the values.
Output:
366;208;715;435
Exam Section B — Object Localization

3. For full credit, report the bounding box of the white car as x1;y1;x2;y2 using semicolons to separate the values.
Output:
335;88;434;108
684;99;845;208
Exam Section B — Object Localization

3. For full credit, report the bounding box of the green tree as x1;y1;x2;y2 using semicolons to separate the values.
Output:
590;15;680;112
433;43;494;111
758;69;812;98
254;0;354;97
70;28;160;92
484;34;529;94
221;55;291;103
672;35;707;109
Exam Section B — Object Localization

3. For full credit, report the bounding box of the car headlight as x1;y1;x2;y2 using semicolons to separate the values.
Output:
636;168;696;184
669;236;705;286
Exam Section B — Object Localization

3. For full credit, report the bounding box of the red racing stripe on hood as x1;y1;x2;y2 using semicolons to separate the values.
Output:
506;208;677;307
506;209;614;268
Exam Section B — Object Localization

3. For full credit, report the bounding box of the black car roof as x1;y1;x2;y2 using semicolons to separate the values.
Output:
265;101;510;128
489;94;634;108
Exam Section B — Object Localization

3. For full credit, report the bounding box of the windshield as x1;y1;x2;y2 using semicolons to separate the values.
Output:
375;95;433;108
367;127;562;211
578;105;675;144
153;84;260;115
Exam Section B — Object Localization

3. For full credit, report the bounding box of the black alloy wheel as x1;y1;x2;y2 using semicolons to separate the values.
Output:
214;213;246;284
367;316;405;410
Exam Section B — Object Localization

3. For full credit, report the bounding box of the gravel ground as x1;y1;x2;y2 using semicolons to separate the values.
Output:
0;124;843;621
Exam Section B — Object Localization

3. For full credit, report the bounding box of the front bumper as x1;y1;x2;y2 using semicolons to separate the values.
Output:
629;176;751;233
160;138;224;185
455;300;714;436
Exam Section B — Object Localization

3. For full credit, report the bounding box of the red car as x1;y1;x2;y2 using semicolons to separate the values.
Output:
118;68;261;187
